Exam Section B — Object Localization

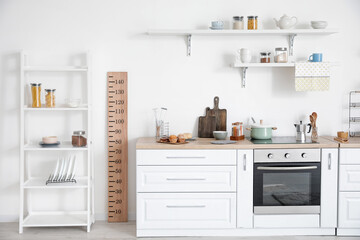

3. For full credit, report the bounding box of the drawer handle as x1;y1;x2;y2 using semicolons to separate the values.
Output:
243;154;247;171
166;205;206;208
166;178;206;181
166;156;206;159
328;153;332;170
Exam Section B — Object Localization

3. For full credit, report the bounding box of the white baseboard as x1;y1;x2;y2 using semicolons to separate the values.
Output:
0;212;135;223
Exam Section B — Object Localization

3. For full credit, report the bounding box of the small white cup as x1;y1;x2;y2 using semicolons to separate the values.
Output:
238;48;252;63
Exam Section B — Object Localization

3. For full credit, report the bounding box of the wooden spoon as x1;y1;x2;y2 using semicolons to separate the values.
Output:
310;115;314;128
312;112;317;128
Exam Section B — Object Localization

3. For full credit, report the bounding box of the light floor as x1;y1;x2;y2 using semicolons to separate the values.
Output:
0;221;359;240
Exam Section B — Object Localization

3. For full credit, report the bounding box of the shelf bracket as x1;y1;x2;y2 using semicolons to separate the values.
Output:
289;34;297;56
187;34;192;56
241;67;248;88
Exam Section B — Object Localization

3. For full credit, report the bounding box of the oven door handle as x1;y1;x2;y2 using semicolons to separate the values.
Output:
257;166;318;171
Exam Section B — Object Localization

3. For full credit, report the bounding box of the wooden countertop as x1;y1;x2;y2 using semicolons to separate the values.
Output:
323;136;360;148
136;137;338;149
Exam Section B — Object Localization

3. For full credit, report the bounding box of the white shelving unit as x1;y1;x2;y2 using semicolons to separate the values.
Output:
19;51;94;233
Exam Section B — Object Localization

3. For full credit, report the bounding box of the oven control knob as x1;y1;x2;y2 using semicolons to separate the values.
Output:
302;153;307;158
267;153;273;159
284;153;291;159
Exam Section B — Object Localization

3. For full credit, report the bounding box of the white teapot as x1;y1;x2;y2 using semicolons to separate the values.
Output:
273;14;298;29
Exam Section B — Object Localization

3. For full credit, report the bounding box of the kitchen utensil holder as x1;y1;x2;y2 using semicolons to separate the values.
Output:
349;91;360;137
46;178;77;185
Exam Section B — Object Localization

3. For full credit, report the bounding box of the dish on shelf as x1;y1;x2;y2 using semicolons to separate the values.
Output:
311;21;328;29
39;141;60;147
209;27;224;30
42;136;58;144
66;98;81;108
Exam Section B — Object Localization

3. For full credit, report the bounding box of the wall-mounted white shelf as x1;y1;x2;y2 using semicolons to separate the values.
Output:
148;29;338;56
24;66;88;72
232;62;340;88
24;177;89;189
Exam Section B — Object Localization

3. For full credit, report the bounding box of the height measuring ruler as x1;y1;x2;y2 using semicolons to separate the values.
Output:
107;72;128;222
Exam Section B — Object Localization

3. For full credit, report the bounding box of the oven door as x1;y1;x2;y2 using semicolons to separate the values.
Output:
253;162;321;214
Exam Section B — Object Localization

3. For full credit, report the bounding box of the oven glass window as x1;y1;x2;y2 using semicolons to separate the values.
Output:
253;162;321;207
263;172;312;206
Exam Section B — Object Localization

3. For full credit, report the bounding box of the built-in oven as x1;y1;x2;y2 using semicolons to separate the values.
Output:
253;149;321;214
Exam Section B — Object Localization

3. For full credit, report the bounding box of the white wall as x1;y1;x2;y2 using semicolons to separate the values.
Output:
0;0;360;222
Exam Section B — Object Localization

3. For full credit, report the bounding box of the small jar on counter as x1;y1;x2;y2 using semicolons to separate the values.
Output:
233;16;244;30
31;83;42;108
260;52;271;63
232;122;243;137
45;89;56;108
274;47;288;63
72;130;87;147
247;16;258;30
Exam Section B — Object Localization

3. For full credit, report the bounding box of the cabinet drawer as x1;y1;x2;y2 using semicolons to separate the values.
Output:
137;150;236;166
137;193;236;229
340;149;360;165
340;165;360;191
137;166;236;192
339;192;360;228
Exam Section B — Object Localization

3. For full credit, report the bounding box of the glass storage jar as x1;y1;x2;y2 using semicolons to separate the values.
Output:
31;83;41;108
72;130;87;147
260;52;271;63
247;16;258;30
233;16;244;30
45;89;56;108
274;47;288;63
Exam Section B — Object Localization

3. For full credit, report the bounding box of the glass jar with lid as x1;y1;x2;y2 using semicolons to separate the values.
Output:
233;16;244;30
247;16;258;30
31;83;42;108
274;47;288;63
72;130;87;147
45;89;56;108
260;52;271;63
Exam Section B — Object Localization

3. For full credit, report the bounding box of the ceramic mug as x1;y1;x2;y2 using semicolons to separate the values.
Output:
309;53;323;62
238;48;252;63
211;21;224;29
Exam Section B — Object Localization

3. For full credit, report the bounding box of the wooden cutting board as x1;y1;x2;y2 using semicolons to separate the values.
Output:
208;96;227;131
198;108;216;138
198;97;227;138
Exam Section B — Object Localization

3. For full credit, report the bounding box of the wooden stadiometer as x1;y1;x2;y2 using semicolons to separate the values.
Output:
107;72;128;222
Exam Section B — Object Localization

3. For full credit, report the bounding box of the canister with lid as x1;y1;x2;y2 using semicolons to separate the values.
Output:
260;52;271;63
274;47;288;63
247;16;258;30
233;16;244;30
31;83;42;108
45;89;56;108
72;130;87;147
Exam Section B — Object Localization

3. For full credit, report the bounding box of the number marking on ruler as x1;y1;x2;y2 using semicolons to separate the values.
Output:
107;72;128;222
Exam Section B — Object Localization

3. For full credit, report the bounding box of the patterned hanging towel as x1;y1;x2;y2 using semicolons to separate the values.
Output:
295;62;330;91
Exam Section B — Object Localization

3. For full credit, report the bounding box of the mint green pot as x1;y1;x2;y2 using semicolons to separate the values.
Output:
248;126;277;140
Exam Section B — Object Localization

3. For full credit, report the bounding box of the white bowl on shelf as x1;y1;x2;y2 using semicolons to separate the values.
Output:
66;98;81;108
42;136;58;144
311;21;328;29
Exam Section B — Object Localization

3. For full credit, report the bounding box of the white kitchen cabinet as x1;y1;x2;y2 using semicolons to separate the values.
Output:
339;165;360;191
320;149;338;228
137;193;236;229
137;149;236;166
237;150;254;229
338;192;360;228
338;148;360;235
137;166;236;192
340;148;360;164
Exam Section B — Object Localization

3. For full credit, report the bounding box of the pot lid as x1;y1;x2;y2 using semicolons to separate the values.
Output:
251;119;274;128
